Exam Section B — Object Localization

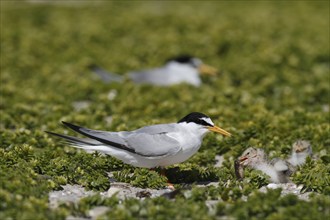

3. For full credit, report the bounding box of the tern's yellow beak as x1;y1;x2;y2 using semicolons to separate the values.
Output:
207;126;231;137
198;64;218;76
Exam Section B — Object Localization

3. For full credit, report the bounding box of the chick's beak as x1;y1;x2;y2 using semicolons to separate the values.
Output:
239;156;248;163
295;148;304;153
208;126;231;137
198;64;218;76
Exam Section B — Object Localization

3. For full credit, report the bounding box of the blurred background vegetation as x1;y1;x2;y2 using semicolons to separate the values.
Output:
1;1;329;219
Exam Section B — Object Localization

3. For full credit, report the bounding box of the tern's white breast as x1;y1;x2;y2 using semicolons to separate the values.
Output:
165;62;201;86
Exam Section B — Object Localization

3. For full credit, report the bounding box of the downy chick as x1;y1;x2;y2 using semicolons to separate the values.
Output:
288;140;312;166
236;147;290;183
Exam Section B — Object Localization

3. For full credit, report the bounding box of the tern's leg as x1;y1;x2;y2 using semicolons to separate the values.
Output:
150;167;175;190
160;168;175;190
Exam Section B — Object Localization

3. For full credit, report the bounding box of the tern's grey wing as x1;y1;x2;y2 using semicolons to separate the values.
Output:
124;132;181;157
62;122;136;154
133;123;179;135
128;67;171;85
62;122;181;157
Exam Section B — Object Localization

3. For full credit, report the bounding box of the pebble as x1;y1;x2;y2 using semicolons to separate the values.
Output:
214;155;224;167
49;185;95;209
88;206;110;220
49;182;313;217
259;183;310;200
72;101;91;111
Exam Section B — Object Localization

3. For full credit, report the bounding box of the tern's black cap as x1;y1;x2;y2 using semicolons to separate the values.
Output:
167;55;194;64
178;112;213;126
166;55;203;67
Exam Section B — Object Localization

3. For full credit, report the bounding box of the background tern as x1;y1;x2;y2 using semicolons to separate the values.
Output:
46;112;231;168
89;55;218;87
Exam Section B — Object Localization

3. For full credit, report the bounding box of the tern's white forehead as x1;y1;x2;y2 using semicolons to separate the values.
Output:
191;58;202;67
201;117;214;126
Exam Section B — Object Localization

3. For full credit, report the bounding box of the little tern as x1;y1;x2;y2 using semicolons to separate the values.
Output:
46;112;231;168
90;55;218;87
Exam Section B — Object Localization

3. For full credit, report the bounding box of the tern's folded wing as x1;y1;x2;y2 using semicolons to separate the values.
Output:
128;67;171;85
125;133;181;157
133;123;178;135
62;121;136;154
62;121;180;157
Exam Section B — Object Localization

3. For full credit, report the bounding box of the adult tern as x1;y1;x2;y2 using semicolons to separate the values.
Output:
90;55;218;87
46;112;231;168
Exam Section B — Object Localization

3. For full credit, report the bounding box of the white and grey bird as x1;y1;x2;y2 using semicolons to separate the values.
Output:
90;55;218;87
287;140;312;167
236;147;290;183
46;112;231;168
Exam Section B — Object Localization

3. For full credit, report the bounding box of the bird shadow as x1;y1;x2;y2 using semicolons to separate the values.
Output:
163;167;218;184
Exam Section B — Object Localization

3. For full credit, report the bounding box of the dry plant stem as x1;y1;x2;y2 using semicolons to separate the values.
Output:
235;159;244;181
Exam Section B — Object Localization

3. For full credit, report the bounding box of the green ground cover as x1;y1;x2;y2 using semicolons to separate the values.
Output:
1;1;329;219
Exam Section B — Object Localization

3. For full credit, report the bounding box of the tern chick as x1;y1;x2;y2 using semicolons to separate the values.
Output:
46;112;230;168
288;140;312;167
236;147;290;183
90;55;218;87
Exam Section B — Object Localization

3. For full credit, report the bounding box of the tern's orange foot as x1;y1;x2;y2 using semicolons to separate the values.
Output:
157;168;175;190
166;183;175;190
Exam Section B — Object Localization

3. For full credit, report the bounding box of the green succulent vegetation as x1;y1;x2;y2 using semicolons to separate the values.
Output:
1;1;329;219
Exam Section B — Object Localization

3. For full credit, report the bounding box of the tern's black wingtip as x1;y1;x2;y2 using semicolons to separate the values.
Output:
44;130;62;138
61;121;71;127
61;121;82;131
62;121;76;126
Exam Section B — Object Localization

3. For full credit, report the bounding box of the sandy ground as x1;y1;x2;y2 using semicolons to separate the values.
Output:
49;154;312;219
49;181;311;220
